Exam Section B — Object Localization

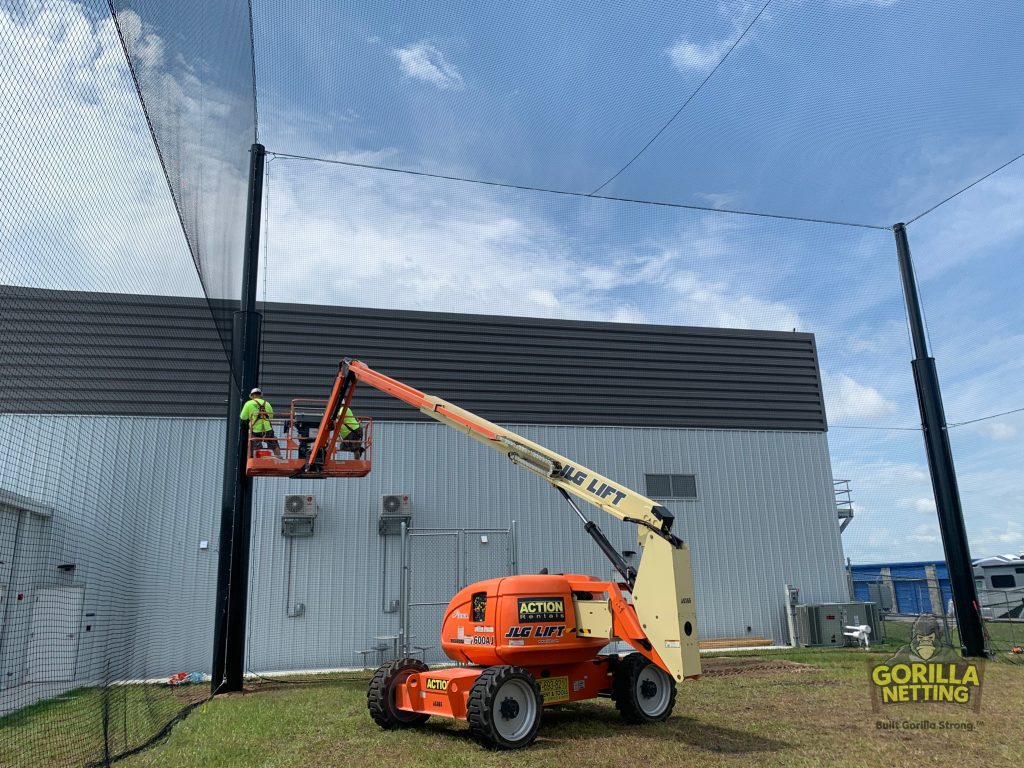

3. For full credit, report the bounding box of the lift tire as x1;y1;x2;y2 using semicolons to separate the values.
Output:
612;652;677;724
367;658;430;729
466;665;543;750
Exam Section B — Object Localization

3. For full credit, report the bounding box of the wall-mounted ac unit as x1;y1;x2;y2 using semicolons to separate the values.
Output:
283;494;318;538
379;494;412;535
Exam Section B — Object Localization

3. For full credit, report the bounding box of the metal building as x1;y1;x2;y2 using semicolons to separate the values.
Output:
0;287;849;686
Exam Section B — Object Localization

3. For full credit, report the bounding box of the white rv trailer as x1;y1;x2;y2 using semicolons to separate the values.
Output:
973;554;1024;620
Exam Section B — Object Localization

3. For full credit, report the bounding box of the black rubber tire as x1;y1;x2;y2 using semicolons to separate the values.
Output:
612;652;677;724
367;658;430;729
466;665;543;750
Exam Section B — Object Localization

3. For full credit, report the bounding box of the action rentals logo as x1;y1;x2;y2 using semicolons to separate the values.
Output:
869;615;983;716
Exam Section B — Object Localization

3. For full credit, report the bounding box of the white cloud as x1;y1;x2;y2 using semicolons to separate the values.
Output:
693;191;740;210
978;421;1018;442
897;497;936;514
909;522;941;544
971;521;1024;557
824;374;899;423
667;271;803;330
667;38;734;73
666;0;763;74
0;2;203;297
392;42;464;90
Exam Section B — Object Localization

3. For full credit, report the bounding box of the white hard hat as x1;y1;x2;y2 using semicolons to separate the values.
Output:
250;387;262;395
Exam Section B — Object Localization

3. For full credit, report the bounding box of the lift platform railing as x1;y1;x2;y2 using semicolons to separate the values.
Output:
246;398;372;478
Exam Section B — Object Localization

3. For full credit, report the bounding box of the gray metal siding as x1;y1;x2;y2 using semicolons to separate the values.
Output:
1;287;826;430
0;414;845;679
0;414;223;684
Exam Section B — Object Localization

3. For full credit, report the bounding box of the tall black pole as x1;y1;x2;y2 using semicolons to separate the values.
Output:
212;143;266;693
893;223;985;658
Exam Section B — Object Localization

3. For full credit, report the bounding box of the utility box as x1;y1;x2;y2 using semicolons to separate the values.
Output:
378;494;412;535
836;601;883;643
866;582;894;613
796;604;845;647
282;494;318;538
796;601;881;647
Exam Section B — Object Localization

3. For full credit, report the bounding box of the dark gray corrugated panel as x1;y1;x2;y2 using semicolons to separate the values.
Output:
0;286;827;430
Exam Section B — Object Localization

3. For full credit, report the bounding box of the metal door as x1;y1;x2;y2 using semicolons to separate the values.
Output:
26;587;84;682
0;509;21;688
401;526;517;663
404;530;459;664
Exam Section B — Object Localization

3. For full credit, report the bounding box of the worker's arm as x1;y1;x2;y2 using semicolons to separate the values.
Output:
239;400;254;422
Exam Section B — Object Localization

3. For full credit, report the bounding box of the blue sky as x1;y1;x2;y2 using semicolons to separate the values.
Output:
1;0;1021;563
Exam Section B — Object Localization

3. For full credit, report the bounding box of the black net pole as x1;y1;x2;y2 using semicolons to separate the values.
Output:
893;223;986;658
212;143;266;693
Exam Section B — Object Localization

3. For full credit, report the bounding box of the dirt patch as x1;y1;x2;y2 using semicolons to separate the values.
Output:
700;657;817;677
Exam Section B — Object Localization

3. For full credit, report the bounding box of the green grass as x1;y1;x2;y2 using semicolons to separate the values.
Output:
878;616;1024;652
6;650;1023;768
123;650;1022;768
0;683;204;768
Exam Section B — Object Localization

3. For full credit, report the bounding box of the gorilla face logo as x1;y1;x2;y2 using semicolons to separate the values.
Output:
912;631;938;660
883;614;960;666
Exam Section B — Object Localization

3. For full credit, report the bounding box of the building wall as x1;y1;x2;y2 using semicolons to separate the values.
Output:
0;414;847;680
0;414;223;686
850;562;952;615
1;287;826;431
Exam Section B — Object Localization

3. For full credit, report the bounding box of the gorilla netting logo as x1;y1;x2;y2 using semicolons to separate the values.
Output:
870;614;983;713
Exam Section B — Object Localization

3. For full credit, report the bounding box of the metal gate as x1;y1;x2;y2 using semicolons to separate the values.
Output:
399;524;517;663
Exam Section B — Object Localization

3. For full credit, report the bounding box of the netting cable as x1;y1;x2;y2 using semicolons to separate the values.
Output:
588;0;775;195
266;151;890;230
948;407;1024;428
906;151;1024;226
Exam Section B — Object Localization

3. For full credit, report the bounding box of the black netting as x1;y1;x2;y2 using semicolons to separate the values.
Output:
2;0;1023;764
252;0;1024;224
0;1;253;765
107;0;257;355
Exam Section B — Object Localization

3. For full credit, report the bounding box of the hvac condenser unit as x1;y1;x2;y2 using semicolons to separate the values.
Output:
795;605;845;647
282;494;318;538
795;601;882;647
378;494;412;535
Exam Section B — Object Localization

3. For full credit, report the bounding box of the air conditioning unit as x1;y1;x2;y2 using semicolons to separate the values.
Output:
795;602;882;647
282;494;318;538
378;494;412;536
284;494;318;517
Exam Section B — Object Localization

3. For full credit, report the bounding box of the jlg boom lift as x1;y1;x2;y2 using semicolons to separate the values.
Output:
247;359;700;749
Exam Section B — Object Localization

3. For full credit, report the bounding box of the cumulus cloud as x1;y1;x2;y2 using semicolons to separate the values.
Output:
666;0;761;74
898;497;937;514
971;521;1024;556
824;374;899;423
392;42;464;90
667;38;734;73
0;2;202;297
909;523;941;544
667;271;802;330
978;421;1018;442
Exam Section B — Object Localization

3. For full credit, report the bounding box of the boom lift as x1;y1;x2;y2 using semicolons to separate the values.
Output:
247;359;701;749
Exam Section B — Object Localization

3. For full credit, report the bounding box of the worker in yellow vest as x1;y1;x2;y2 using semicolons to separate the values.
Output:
337;404;365;459
240;387;282;458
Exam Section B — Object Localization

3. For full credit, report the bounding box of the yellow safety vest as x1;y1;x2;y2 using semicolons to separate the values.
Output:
240;398;273;433
337;406;361;437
